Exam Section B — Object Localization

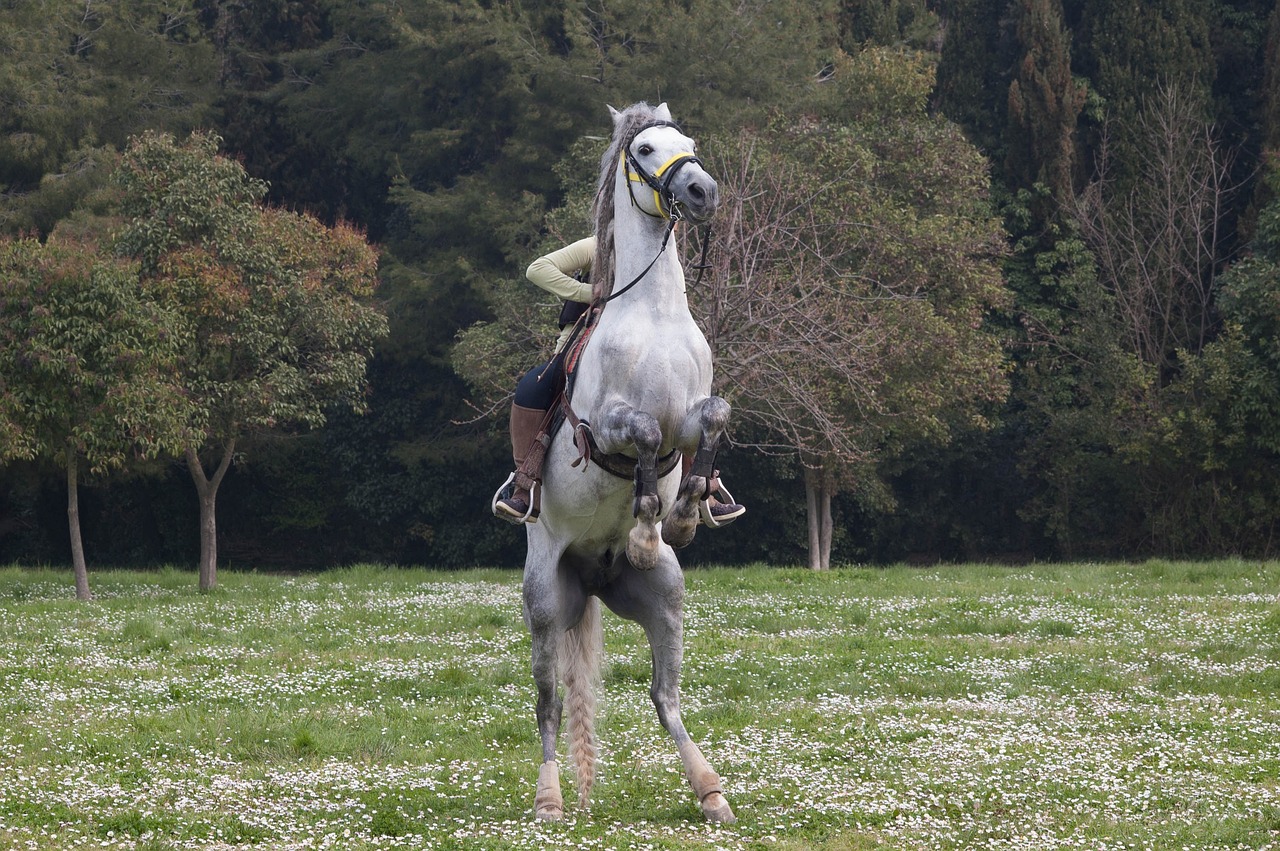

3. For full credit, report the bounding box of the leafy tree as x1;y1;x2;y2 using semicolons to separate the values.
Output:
112;131;387;589
1071;0;1216;194
1005;0;1087;209
1265;6;1280;153
0;1;216;234
933;0;1012;156
837;0;938;50
700;54;1010;569
0;236;188;598
1147;158;1280;553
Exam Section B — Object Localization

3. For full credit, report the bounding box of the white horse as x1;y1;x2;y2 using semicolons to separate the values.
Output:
522;102;736;824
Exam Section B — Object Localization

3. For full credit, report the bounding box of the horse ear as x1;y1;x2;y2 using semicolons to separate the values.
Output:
608;105;623;127
654;102;673;122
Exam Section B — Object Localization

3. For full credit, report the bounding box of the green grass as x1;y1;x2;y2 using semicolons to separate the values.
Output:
0;560;1278;849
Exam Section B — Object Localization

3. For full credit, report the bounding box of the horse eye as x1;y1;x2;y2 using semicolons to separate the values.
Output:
638;144;653;156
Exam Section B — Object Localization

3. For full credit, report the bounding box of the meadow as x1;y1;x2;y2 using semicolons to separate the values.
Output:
0;560;1277;850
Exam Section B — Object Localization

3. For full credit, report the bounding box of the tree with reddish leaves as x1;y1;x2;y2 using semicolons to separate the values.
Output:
113;131;387;590
0;237;189;598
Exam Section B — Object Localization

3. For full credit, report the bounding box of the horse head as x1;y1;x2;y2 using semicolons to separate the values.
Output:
610;102;719;224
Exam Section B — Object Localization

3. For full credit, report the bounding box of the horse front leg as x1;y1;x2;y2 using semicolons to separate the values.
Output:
661;396;730;549
596;401;663;571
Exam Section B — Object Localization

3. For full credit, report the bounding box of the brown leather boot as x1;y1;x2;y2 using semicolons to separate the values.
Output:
493;403;547;524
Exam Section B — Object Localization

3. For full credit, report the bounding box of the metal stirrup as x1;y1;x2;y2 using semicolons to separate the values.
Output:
699;481;739;529
491;473;538;524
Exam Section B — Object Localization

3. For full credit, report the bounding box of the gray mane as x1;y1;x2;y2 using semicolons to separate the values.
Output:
590;102;666;302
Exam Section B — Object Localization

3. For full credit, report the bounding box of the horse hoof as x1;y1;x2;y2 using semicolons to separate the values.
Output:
535;804;563;822
700;792;736;823
665;524;696;550
661;505;699;549
535;761;563;821
627;524;660;570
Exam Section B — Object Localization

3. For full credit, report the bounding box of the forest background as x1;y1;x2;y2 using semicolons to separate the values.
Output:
2;0;1280;572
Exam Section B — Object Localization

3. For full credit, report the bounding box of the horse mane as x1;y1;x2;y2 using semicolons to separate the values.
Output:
590;102;666;302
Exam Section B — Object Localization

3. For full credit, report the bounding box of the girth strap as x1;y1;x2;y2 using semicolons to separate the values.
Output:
560;402;681;482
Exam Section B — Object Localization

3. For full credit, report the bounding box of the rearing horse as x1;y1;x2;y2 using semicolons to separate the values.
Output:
522;102;736;824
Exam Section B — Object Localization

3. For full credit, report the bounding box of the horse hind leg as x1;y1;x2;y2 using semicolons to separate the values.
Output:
529;616;565;820
662;397;731;550
527;576;600;821
524;560;586;821
638;571;736;823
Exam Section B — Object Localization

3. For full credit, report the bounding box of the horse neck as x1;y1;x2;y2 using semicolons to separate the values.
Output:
607;180;688;317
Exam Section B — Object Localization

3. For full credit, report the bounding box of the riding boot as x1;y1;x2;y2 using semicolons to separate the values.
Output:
681;455;746;527
494;404;548;524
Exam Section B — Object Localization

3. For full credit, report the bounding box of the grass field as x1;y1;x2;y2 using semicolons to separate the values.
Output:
0;561;1278;850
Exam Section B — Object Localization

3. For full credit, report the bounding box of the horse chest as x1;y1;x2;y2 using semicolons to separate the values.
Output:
594;316;710;373
584;331;709;414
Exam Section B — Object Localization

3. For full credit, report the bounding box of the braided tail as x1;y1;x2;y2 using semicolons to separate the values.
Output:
559;596;602;809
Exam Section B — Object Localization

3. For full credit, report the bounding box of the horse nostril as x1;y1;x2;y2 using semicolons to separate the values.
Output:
688;183;705;203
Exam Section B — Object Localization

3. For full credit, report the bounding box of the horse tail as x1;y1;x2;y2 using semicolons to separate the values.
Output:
560;595;602;809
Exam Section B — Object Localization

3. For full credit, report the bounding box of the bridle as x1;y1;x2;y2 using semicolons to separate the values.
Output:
623;120;703;221
604;121;714;304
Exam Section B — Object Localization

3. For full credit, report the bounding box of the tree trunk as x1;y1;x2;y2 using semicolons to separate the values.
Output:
186;440;236;592
66;454;91;601
805;467;821;570
803;461;835;571
819;475;833;570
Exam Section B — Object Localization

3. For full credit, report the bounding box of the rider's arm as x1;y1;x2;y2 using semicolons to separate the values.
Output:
526;236;595;303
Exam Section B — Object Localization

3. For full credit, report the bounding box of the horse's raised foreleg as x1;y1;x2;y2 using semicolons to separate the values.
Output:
661;396;731;549
595;401;664;571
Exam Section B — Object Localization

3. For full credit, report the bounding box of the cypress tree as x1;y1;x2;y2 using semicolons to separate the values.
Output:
934;0;1012;155
1005;0;1086;210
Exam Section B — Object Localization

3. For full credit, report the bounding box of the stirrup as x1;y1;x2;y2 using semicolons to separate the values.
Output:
699;481;743;529
491;473;539;524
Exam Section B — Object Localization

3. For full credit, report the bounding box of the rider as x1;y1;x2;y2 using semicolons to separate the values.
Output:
492;235;746;527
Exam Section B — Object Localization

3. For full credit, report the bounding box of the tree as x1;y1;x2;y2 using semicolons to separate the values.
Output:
699;89;1010;569
688;49;1009;570
1004;0;1086;208
933;0;1011;156
1071;0;1216;196
1144;157;1280;554
0;0;216;235
0;236;188;598
1071;82;1235;382
112;131;387;590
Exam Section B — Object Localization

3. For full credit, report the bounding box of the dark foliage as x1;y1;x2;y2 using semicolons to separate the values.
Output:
1;0;1278;568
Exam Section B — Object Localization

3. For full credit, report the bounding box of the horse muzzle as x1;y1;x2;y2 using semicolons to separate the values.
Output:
674;171;719;222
